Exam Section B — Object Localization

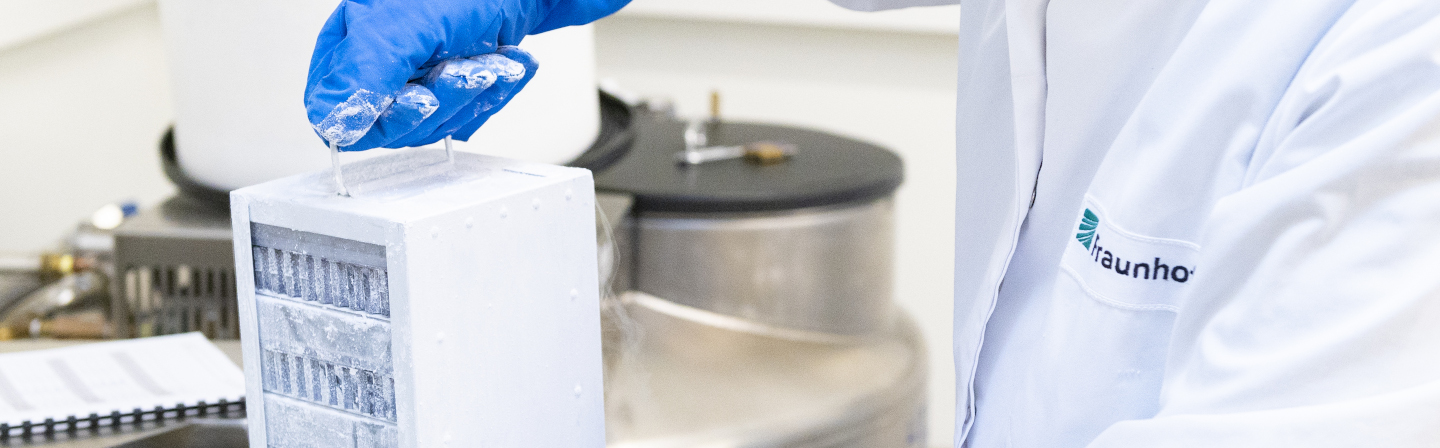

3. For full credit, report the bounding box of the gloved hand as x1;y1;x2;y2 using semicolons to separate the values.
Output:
305;0;630;151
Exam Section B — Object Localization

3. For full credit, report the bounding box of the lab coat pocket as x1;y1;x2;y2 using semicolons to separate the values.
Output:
1060;198;1200;312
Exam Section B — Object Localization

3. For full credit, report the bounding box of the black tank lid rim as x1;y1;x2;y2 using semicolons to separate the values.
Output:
592;114;905;214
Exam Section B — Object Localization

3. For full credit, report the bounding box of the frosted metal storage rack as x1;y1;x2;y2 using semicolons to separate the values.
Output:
230;148;603;447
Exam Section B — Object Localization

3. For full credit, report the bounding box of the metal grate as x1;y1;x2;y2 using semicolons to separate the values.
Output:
121;265;238;338
111;196;238;339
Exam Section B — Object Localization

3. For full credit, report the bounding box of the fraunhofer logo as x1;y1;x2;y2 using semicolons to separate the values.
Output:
1076;208;1194;283
1077;209;1098;249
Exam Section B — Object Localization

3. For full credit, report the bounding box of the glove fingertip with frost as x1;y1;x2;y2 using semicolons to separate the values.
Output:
345;85;439;151
411;46;539;147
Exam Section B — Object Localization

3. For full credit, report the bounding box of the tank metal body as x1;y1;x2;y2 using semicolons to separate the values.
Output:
633;199;895;335
603;196;925;447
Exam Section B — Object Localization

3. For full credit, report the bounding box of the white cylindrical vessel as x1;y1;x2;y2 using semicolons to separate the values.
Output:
157;0;600;192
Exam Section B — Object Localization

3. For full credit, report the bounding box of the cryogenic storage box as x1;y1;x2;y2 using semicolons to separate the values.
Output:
230;149;603;447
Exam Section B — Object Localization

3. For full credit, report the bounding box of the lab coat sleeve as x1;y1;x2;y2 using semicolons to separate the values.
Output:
827;0;958;13
1088;2;1440;446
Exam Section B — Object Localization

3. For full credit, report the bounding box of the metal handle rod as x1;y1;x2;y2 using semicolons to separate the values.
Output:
330;141;350;197
444;136;455;165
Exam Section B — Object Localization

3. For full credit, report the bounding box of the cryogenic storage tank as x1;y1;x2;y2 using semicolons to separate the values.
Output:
596;110;926;447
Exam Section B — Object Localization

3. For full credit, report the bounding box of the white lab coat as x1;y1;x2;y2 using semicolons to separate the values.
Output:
831;0;1440;446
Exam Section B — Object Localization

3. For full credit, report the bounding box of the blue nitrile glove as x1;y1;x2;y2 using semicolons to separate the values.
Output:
305;0;631;151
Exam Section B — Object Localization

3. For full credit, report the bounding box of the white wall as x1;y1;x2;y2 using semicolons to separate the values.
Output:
0;3;175;253
0;1;961;445
594;9;960;445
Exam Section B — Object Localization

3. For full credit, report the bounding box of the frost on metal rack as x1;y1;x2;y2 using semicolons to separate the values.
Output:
250;223;390;317
249;222;397;442
260;349;396;422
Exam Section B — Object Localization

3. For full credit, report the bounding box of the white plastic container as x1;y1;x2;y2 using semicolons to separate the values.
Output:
230;149;603;447
158;0;600;192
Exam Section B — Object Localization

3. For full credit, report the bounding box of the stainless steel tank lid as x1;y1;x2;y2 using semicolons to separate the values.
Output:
594;112;904;213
